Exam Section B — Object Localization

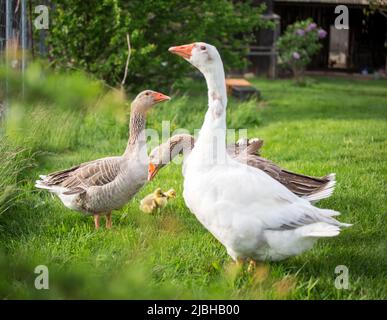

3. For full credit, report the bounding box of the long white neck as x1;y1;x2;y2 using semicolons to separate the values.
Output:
205;65;227;106
193;62;228;163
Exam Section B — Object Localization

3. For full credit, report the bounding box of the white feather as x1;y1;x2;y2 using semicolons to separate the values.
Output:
304;173;336;203
181;42;351;261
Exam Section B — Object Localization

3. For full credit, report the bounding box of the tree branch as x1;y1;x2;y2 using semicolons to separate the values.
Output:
14;0;20;13
121;33;131;90
379;9;387;18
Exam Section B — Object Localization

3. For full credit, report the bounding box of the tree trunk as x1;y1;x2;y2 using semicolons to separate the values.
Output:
292;65;305;84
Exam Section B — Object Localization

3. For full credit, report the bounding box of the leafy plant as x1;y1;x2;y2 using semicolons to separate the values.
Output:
0;138;31;217
228;99;262;129
43;0;269;91
364;0;387;18
276;19;327;82
1;62;108;153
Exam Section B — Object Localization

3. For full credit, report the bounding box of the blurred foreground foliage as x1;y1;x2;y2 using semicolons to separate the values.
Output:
0;138;32;218
1;62;262;153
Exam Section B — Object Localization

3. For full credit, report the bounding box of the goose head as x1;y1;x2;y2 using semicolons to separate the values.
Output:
148;145;169;181
169;42;222;75
163;188;176;199
132;90;170;114
148;134;195;181
153;187;165;198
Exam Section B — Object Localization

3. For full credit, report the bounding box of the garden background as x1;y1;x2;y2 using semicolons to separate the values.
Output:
0;0;386;299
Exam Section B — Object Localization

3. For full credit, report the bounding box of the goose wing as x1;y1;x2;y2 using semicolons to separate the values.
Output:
236;154;335;199
208;162;345;231
38;157;121;194
228;138;264;156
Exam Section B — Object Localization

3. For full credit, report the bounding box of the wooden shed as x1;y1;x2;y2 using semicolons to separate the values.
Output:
248;0;387;76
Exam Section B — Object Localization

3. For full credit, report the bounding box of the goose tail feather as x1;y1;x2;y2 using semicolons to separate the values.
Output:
303;173;336;203
297;222;342;238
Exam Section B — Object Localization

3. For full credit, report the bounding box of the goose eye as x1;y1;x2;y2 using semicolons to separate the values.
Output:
200;45;206;51
145;92;150;96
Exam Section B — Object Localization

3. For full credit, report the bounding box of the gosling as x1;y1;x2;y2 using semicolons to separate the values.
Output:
139;188;176;213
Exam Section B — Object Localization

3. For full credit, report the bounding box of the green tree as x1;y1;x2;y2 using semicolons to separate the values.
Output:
45;0;268;92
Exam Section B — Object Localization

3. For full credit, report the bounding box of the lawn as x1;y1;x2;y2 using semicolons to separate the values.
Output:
0;71;386;299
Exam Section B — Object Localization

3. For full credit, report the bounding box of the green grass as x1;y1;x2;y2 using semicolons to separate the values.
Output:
0;73;386;299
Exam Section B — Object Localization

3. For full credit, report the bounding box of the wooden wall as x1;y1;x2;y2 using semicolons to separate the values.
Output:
273;2;387;72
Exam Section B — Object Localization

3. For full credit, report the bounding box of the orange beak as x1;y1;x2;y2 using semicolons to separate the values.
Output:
148;163;159;181
168;43;195;59
151;91;171;103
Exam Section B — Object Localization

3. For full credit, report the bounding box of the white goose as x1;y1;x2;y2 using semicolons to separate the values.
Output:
168;43;351;262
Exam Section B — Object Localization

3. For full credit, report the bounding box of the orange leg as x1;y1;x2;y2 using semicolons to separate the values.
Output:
94;214;100;230
105;212;112;229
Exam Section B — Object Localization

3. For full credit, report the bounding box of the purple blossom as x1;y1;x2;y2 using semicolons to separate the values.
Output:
292;52;301;60
296;29;305;36
318;28;327;39
306;23;317;32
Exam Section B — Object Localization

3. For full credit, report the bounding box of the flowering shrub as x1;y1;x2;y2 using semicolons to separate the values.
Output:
277;19;327;81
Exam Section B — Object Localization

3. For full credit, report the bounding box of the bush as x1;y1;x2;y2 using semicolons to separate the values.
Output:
0;62;103;113
276;19;327;82
1;62;109;153
228;99;262;129
44;0;269;92
0;138;31;217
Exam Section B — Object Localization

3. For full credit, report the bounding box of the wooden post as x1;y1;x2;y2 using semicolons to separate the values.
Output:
1;0;13;121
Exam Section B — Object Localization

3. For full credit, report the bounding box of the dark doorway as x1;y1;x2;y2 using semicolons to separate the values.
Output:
329;26;349;69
